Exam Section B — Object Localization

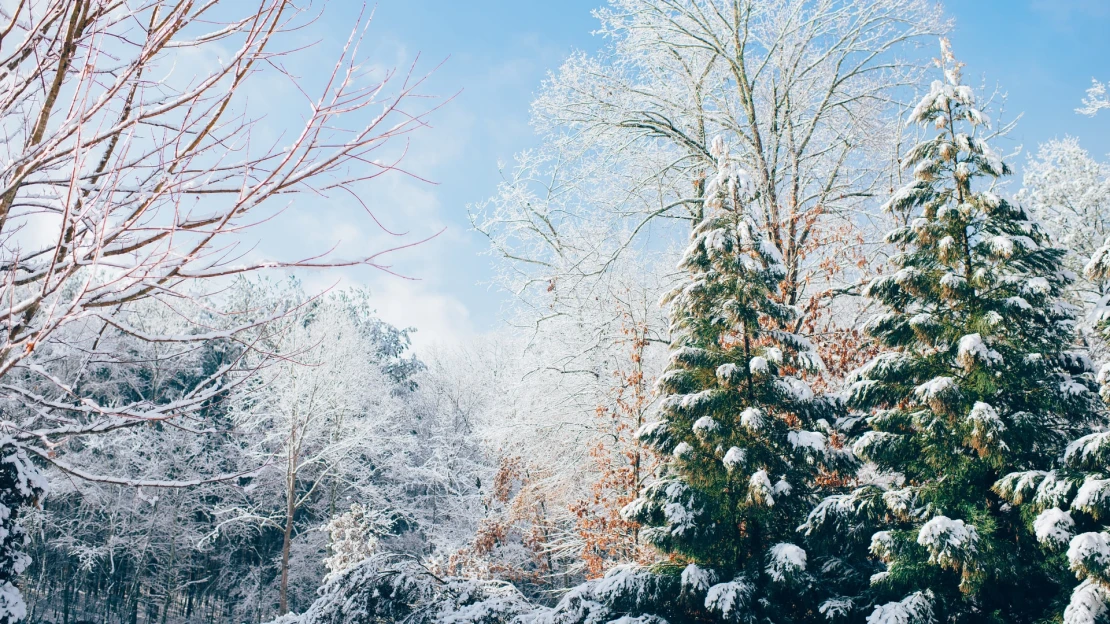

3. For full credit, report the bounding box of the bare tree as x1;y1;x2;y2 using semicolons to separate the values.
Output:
0;0;440;615
472;0;944;344
0;0;437;475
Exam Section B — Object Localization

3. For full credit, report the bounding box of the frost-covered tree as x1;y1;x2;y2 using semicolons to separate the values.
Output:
807;42;1104;623
1018;138;1110;309
1078;79;1110;117
18;280;490;624
472;0;945;357
224;290;403;616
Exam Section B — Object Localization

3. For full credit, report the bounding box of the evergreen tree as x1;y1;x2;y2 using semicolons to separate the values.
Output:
806;40;1103;623
542;138;845;623
989;247;1110;623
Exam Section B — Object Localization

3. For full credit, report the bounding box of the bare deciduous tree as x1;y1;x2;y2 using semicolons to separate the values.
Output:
0;1;440;615
472;0;945;344
0;0;436;470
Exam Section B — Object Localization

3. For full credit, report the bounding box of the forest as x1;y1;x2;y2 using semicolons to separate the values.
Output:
1;1;1110;623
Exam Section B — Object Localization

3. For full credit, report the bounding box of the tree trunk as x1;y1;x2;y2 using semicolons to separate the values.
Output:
279;471;297;615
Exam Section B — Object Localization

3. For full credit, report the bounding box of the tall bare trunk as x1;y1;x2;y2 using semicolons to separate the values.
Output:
279;470;296;615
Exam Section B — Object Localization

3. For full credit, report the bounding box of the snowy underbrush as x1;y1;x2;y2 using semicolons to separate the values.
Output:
269;555;531;624
273;561;714;624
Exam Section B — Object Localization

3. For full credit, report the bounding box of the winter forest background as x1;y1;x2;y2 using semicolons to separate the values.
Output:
2;1;1110;623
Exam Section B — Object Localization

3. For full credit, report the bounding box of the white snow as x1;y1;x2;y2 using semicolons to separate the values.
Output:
663;500;698;537
852;431;900;462
749;356;769;375
1072;478;1110;518
748;470;775;507
773;477;792;497
870;531;895;562
990;235;1016;257
788;430;827;452
913;376;959;410
994;470;1048;505
716;363;739;384
917;516;979;570
635;420;668;441
914;376;957;400
705;578;754;621
693;416;720;437
0;582;27;624
820;598;854;620
966;401;1007;454
1034;508;1075;548
740;407;764;432
1035;471;1077;509
866;591;935;624
1067;532;1110;579
1065;432;1110;469
777;377;814;401
681;563;717;593
723;447;746;471
619;497;649;521
1022;277;1051;295
766;543;807;582
673;442;693;458
956;334;1003;369
939;272;966;290
1064;579;1110;624
883;488;917;519
908;313;937;330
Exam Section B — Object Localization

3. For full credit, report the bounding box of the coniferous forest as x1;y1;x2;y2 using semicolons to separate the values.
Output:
2;1;1110;624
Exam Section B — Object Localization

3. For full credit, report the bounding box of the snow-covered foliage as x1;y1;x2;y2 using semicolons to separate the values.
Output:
766;543;808;583
1065;579;1110;624
1035;508;1077;548
0;445;46;624
20;284;491;622
815;39;1105;623
916;516;979;575
272;555;530;624
704;577;756;622
323;504;383;579
1017;137;1110;336
865;591;934;624
1078;79;1110;117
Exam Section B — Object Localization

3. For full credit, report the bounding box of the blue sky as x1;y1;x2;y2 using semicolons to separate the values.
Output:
264;0;1110;350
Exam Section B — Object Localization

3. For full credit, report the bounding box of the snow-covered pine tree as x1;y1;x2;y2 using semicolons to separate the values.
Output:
806;40;1103;623
554;137;846;623
986;241;1110;623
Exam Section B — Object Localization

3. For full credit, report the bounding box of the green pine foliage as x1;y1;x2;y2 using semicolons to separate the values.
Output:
616;137;849;622
804;42;1103;624
990;254;1110;623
